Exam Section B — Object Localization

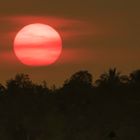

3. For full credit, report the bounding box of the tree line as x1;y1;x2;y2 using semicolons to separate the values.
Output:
0;68;140;140
1;68;140;94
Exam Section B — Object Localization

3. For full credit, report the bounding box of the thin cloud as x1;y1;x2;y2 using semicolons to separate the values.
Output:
0;16;93;41
0;16;94;66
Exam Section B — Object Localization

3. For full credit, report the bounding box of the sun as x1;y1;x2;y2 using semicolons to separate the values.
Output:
14;23;62;66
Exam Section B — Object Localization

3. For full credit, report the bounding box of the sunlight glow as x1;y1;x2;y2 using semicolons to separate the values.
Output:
14;23;62;66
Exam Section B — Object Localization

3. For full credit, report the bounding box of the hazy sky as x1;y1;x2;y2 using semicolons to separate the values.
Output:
0;0;140;86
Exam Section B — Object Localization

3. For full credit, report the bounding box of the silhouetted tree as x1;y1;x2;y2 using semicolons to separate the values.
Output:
32;83;50;95
6;73;33;94
63;70;93;89
96;68;121;89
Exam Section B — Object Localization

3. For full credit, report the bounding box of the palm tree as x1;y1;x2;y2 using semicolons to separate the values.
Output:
96;68;121;88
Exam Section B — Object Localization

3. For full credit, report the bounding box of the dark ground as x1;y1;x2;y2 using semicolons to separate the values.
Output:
0;68;140;140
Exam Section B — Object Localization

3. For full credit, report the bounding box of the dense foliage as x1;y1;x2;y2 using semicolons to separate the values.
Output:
0;68;140;140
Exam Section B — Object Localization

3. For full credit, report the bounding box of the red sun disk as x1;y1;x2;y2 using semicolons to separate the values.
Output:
14;23;62;66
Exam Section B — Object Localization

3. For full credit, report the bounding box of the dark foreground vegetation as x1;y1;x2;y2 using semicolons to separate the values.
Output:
0;68;140;140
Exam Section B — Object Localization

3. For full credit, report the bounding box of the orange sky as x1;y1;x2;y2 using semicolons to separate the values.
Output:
0;0;140;86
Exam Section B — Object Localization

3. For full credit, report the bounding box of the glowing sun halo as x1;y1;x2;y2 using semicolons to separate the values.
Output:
14;23;62;66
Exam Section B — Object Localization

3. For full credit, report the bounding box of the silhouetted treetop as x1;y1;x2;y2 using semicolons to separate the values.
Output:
63;70;93;88
0;68;140;95
6;73;33;94
96;68;122;88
